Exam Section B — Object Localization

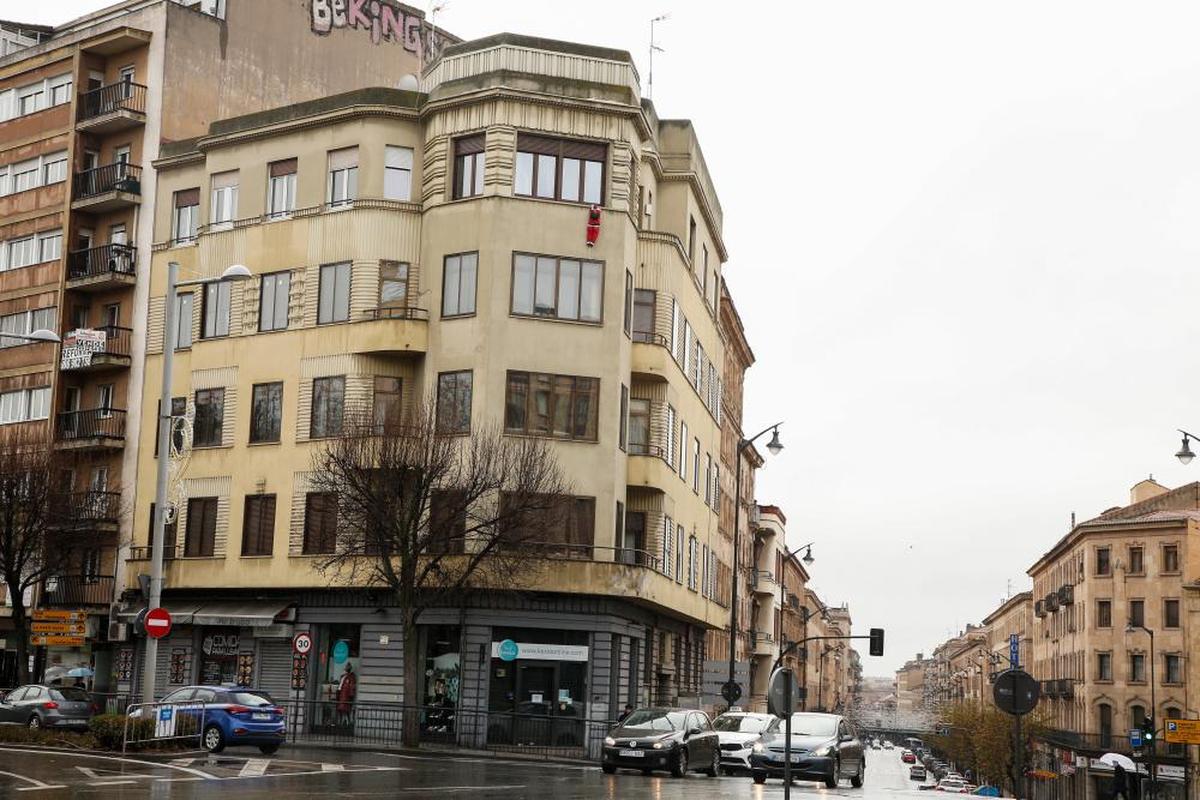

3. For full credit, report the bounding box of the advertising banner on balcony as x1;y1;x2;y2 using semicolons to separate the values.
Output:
60;328;107;370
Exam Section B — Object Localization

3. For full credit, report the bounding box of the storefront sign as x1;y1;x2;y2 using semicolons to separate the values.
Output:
60;328;107;370
490;641;589;662
201;632;239;656
332;640;350;663
1165;719;1200;745
1157;765;1185;781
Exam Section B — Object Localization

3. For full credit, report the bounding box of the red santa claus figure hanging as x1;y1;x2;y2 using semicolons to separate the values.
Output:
586;204;601;247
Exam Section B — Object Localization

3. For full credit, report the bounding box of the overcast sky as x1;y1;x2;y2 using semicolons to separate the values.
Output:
14;0;1200;676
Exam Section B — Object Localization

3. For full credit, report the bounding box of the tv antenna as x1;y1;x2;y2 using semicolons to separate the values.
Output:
648;13;668;99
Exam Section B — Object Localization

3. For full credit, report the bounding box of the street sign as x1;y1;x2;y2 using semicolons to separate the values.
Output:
292;631;313;655
30;635;85;647
32;609;86;622
767;668;796;718
992;668;1040;715
31;622;86;634
145;607;172;640
1009;634;1020;668
1130;728;1143;748
1165;719;1200;745
721;680;743;705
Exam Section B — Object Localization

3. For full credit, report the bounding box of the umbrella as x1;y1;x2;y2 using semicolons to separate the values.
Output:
43;666;69;681
1099;753;1136;771
67;667;94;678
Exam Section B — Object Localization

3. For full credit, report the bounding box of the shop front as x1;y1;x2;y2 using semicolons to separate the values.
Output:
485;627;589;748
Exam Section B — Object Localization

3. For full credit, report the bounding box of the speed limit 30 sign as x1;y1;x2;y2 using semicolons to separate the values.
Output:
292;631;313;655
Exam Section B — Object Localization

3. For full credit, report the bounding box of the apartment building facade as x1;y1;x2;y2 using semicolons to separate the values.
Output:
116;33;745;742
0;0;438;686
895;653;932;713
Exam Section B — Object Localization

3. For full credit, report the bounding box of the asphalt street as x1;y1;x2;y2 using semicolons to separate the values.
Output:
0;741;936;798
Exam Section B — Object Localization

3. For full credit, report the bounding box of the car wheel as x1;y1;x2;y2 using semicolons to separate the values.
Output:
202;724;226;753
26;715;40;729
601;764;616;774
670;747;688;778
753;771;767;784
704;746;719;777
825;760;839;788
851;761;865;788
258;743;281;755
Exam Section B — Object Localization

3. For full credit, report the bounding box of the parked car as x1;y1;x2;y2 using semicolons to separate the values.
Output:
910;764;928;781
937;777;970;793
902;750;917;764
130;685;285;754
711;711;773;775
0;685;91;729
601;707;720;778
883;741;895;750
749;712;864;788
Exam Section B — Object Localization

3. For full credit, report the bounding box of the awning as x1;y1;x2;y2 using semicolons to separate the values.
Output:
190;600;295;628
115;601;204;625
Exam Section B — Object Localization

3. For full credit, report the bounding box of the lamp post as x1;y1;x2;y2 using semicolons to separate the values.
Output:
1174;430;1199;464
726;422;783;708
2;329;61;345
1126;621;1156;797
778;542;814;705
142;262;252;704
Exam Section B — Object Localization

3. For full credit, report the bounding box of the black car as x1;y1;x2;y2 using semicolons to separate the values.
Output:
749;711;865;787
601;707;720;778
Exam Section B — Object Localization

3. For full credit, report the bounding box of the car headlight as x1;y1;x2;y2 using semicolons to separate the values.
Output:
752;742;764;753
653;741;665;749
604;737;616;746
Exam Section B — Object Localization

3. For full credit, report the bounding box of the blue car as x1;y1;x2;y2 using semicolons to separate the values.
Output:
140;685;286;754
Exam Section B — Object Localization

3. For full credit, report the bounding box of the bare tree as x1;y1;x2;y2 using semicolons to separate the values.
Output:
0;424;103;683
310;402;572;745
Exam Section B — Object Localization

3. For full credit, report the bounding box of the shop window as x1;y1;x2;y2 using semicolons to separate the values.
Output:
422;625;460;741
198;629;240;685
320;623;361;727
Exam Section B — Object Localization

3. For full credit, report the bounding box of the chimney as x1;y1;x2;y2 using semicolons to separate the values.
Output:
1130;476;1169;505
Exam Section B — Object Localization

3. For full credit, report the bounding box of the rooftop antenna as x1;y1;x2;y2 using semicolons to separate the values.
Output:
423;1;449;75
648;13;668;100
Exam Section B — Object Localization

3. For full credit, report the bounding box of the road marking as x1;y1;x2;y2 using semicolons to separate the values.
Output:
239;759;270;777
0;746;217;780
90;780;138;786
395;786;527;793
369;752;597;771
170;758;195;767
0;769;65;790
321;763;345;771
14;787;67;793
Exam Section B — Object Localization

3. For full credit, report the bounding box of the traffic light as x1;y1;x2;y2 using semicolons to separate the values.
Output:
1143;715;1155;744
869;628;885;657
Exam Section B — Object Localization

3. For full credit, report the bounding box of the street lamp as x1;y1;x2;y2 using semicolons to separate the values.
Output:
1;329;61;345
726;422;783;709
1126;621;1156;794
142;261;253;703
1174;429;1197;464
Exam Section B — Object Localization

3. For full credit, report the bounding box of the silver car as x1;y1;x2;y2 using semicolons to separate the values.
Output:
0;685;92;729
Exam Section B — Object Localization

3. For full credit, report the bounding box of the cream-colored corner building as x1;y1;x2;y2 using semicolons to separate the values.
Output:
895;653;932;713
1027;479;1196;800
120;33;754;738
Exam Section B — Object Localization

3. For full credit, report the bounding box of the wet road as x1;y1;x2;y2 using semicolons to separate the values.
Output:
0;741;935;798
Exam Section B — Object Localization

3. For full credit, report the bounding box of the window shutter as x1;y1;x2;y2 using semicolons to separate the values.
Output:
455;134;486;155
269;158;297;177
212;170;238;189
174;188;200;207
561;138;606;161
328;147;358;170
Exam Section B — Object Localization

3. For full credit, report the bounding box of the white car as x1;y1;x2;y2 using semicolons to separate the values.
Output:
711;711;773;775
937;778;969;793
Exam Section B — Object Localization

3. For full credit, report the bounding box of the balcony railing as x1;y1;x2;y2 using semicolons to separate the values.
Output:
42;575;115;607
628;442;664;458
67;243;136;282
632;330;669;347
507;541;663;574
53;490;120;526
128;544;180;561
57;409;127;444
365;306;430;321
78;81;147;120
74;163;142;200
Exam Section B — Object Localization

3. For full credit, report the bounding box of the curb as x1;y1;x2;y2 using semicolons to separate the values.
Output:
283;738;596;768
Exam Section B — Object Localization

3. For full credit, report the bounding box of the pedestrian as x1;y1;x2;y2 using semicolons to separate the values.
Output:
618;704;634;724
1112;763;1129;800
336;662;357;727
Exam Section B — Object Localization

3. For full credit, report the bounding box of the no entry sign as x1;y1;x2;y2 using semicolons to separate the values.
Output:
145;607;172;639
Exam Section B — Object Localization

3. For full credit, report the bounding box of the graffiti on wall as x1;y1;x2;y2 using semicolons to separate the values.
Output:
310;0;444;58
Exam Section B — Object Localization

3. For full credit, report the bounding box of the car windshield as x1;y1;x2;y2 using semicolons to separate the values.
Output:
713;715;768;733
768;713;839;737
228;691;274;706
620;709;686;731
49;687;89;702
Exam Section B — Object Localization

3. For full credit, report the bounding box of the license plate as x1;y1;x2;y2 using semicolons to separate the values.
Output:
252;713;271;720
618;749;644;758
789;753;805;763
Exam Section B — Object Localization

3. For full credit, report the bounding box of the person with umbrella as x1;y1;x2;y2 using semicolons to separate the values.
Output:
1099;753;1135;800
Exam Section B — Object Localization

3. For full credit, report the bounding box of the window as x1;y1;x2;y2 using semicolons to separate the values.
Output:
632;289;655;342
497;494;594;552
1097;652;1112;681
428;490;467;555
503;371;598;441
42;152;67;185
436;370;472;434
1165;654;1183;684
1098;703;1113;741
373;376;402;432
628;398;650;455
210;171;238;227
12;159;38;192
155;397;186;456
1129;598;1144;628
379;261;409;309
688;216;696;261
1162;544;1180;573
1130;653;1146;682
384;146;413;200
1164;598;1180;628
38;230;62;263
310;376;345;439
249;382;283;444
241;494;275;556
317;262;351;323
618;384;628;451
172;188;199;244
5;236;35;269
1096;599;1112;628
0;387;50;424
510;253;602;322
453;134;485;199
258;271;290;331
174;293;194;349
692;438;701;493
513;133;605;204
662;514;674;579
202;280;231;338
675;524;684;584
623;271;633;336
327;147;358;207
303;493;337;554
184;497;218;557
1128;545;1143;574
0;307;56;348
442;253;477;317
48;74;72;107
679;421;688;480
704;453;713;505
16;83;43;116
687;536;698;591
97;384;114;416
267;158;297;218
193;388;225;447
665;405;676;467
1095;546;1111;576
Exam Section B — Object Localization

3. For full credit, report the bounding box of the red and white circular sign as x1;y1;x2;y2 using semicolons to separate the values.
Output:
145;607;172;639
292;632;313;655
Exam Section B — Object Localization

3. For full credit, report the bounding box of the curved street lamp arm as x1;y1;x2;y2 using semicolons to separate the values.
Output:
738;421;785;452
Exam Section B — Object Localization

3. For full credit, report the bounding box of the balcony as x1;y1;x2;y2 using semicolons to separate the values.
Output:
51;490;121;532
56;409;126;451
42;575;116;607
76;81;147;133
348;307;429;355
752;631;776;657
67;243;137;291
60;326;132;373
626;443;677;493
631;334;674;382
752;569;777;596
72;163;142;212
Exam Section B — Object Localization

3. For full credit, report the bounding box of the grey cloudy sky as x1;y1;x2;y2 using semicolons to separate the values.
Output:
13;0;1200;674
